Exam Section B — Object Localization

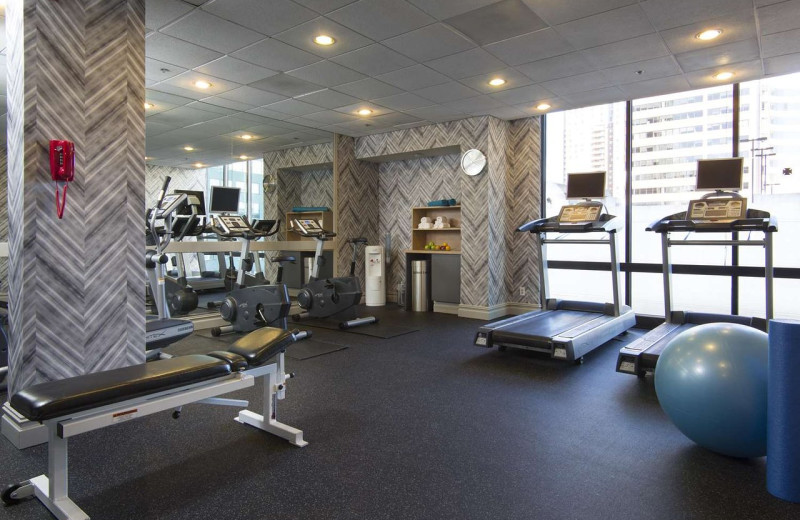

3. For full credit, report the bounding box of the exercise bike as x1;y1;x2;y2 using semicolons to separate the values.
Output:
289;218;378;329
209;214;296;337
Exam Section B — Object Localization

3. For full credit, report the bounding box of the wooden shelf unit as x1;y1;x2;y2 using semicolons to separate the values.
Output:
286;210;333;242
411;205;461;252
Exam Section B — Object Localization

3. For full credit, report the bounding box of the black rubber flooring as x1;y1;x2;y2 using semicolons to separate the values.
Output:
1;306;797;519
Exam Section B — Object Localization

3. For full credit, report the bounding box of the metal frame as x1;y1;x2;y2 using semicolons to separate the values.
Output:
7;353;305;520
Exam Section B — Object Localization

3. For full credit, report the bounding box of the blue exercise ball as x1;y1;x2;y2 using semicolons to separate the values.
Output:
654;322;768;458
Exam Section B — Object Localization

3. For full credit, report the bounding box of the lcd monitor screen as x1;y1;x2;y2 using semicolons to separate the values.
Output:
696;158;744;191
566;171;606;199
209;186;241;213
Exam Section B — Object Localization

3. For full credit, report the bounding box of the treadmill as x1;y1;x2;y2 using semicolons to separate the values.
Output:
616;157;777;377
475;172;636;363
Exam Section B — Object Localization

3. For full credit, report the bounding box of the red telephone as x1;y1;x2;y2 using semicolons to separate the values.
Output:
49;140;74;219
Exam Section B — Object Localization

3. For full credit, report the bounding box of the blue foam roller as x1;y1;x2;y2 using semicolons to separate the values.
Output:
767;319;800;502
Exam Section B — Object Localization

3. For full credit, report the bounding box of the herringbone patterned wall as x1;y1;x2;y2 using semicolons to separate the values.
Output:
275;168;333;240
144;165;206;209
335;134;379;288
6;0;146;394
0;149;7;292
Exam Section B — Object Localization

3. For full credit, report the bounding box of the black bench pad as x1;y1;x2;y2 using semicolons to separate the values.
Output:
11;355;231;422
227;327;295;366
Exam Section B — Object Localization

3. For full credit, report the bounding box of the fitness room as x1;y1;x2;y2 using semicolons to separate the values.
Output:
1;1;800;519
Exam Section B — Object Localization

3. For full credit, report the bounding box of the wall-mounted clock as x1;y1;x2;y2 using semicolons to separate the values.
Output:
461;149;486;176
263;173;277;193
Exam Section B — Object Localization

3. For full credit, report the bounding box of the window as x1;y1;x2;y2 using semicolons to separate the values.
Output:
205;160;265;220
545;103;626;303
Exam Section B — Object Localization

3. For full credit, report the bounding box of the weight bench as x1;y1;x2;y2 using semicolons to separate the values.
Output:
2;327;310;520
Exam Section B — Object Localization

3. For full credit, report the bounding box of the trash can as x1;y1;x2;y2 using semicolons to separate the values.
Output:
304;257;315;282
411;260;428;312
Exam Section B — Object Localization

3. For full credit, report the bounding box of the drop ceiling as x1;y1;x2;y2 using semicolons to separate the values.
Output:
6;1;800;168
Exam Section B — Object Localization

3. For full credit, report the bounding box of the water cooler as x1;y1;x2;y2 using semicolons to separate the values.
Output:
365;245;385;306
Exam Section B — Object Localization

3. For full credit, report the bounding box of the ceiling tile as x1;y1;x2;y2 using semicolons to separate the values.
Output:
156;70;241;96
161;10;264;53
146;33;223;69
185;101;240;116
146;121;177;137
413;81;481;103
674;38;760;72
330;44;416;76
249;73;325;97
148;83;209;100
517;52;596;82
371;92;435;110
199;95;258;111
639;0;753;31
146;58;187;82
293;0;357;13
659;9;757;55
408;0;502;19
369;112;423;126
377;64;451;90
554;4;655;50
263;98;326;116
327;0;434;40
144;99;179;116
147;106;223;127
541;71;613;95
202;0;317;35
484;28;573;66
443;0;547;45
404;105;467;122
560;86;625;107
332;78;405;99
683;59;763;89
484;105;530;119
600;55;682;85
459;67;533;93
194;56;278;84
764;52;800;76
146;89;196;106
217;85;288;105
762;29;800;58
245;106;296;120
424;48;508;79
443;95;506;113
272;17;374;57
300;110;361;124
286;60;366;87
758;0;800;35
580;33;669;69
488;84;554;104
145;0;195;30
383;23;476;62
521;0;637;25
619;74;692;99
296;89;362;109
232;38;322;72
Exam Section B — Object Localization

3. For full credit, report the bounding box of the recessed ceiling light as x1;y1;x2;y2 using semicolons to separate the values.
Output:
144;102;154;109
696;29;723;41
536;103;551;111
314;35;335;46
183;146;194;151
240;134;253;140
714;71;734;80
194;80;212;89
193;162;204;168
144;156;151;160
239;155;249;160
357;108;373;116
488;78;506;87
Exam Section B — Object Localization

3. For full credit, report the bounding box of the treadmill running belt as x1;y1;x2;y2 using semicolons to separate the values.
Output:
492;310;593;342
640;322;697;366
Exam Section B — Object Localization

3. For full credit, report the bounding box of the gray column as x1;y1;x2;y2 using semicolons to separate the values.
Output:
5;0;146;397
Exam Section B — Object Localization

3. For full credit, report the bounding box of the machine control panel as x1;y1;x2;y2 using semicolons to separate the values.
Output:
156;194;187;217
216;215;250;235
687;198;747;222
557;201;603;223
290;218;324;236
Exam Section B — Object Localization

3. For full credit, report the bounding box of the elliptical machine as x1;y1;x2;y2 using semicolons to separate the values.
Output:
289;218;378;329
208;214;296;337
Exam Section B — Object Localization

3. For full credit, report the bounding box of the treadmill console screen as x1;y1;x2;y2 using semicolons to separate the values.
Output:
557;201;603;223
696;158;744;191
566;171;606;199
687;198;747;222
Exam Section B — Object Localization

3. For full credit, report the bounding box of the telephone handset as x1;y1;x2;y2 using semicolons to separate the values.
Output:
50;140;75;219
